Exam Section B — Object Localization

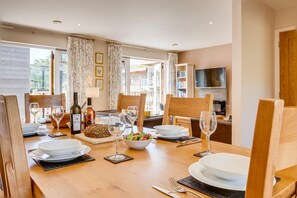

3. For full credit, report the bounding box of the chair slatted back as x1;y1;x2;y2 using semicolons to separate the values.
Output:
116;93;146;129
162;94;213;138
246;99;297;197
0;95;32;197
24;93;66;123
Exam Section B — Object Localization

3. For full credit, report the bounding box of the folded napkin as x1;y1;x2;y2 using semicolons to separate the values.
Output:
75;133;115;144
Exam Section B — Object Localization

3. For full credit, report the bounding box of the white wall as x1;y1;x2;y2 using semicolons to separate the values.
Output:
232;0;275;147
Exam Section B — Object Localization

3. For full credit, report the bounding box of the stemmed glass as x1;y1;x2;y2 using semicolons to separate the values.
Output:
126;106;138;133
29;102;39;123
51;106;65;136
107;113;126;161
199;111;217;156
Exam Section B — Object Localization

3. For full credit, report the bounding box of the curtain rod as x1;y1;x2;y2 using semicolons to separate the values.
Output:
69;35;95;41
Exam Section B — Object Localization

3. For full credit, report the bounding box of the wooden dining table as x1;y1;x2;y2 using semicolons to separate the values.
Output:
24;125;297;198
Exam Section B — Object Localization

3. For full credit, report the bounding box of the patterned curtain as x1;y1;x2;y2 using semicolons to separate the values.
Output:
108;42;122;109
166;52;178;96
67;37;94;110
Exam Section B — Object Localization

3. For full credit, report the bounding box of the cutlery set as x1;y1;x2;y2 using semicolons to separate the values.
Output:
152;177;204;198
176;138;201;147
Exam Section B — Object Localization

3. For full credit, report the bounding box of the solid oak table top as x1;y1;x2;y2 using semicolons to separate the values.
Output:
24;125;297;198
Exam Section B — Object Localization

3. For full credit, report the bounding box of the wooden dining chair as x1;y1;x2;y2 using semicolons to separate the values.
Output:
162;94;213;136
117;93;146;130
24;93;66;123
0;95;32;197
246;99;297;198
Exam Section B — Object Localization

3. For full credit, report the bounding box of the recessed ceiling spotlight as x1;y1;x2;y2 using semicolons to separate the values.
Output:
172;43;179;46
53;20;62;25
209;21;214;25
78;23;81;26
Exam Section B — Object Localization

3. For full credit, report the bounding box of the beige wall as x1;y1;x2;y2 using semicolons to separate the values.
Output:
275;4;297;29
178;44;232;115
1;25;168;111
232;0;275;148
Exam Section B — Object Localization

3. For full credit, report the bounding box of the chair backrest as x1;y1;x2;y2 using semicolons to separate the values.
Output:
246;99;297;198
24;93;66;123
116;93;146;129
162;94;213;125
0;95;32;197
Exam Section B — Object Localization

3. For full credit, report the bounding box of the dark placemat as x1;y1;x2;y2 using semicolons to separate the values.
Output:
34;154;95;171
194;151;215;158
156;136;196;143
178;176;281;198
23;133;46;138
104;154;133;164
48;133;67;138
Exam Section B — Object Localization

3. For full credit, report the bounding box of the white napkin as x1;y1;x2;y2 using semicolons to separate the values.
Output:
75;133;115;144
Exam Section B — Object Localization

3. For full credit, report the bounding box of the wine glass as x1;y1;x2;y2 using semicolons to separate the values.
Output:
29;102;39;123
199;111;217;156
107;113;126;161
51;106;65;136
126;106;138;133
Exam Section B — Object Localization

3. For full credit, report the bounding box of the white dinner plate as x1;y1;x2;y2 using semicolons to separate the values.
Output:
155;130;189;140
199;153;250;180
154;125;184;135
23;131;37;137
29;145;91;163
188;162;276;191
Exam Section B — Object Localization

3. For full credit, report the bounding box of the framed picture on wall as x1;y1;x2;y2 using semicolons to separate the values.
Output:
95;52;103;64
96;79;103;90
95;66;103;77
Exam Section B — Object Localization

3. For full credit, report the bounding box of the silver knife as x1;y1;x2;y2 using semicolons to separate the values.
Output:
176;140;202;147
152;185;181;198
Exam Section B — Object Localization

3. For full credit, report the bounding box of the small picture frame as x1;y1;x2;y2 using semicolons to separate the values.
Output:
95;52;103;64
96;79;103;90
95;66;104;77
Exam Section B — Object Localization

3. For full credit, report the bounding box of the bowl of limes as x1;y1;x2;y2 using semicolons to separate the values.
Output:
123;132;153;150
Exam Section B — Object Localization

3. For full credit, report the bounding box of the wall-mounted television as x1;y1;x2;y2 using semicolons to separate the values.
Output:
195;67;226;88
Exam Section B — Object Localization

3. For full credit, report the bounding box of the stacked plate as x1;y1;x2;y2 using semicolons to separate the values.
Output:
154;125;189;140
22;123;40;137
189;153;251;191
29;139;91;163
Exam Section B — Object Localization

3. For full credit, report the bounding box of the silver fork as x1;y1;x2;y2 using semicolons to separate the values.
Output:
168;177;204;198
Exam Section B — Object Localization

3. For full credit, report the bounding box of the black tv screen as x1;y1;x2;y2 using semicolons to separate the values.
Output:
195;67;226;88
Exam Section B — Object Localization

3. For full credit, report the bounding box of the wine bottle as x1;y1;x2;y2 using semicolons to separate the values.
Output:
84;98;95;128
70;92;81;134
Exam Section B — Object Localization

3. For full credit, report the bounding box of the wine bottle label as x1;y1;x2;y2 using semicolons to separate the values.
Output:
72;114;81;131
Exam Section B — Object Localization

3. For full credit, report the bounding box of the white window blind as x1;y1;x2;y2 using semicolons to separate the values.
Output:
0;44;30;121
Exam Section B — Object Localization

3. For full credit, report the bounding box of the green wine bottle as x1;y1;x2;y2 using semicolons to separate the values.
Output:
70;92;81;134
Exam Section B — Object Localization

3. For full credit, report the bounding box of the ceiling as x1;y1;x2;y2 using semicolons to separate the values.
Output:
1;0;232;51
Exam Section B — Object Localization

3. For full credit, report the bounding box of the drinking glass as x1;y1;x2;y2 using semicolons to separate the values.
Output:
29;102;39;123
51;106;65;136
199;111;217;156
126;106;138;133
108;113;126;161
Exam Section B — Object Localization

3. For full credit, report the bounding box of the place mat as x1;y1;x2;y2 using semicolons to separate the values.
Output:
23;133;46;138
178;176;281;198
48;133;67;138
193;151;214;158
33;154;95;171
156;136;197;143
75;133;115;144
104;154;133;164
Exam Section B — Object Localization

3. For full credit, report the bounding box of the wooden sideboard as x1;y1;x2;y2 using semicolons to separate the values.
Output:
191;118;232;144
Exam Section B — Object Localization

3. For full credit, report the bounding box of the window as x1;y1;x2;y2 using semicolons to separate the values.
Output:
121;58;163;115
0;44;68;121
